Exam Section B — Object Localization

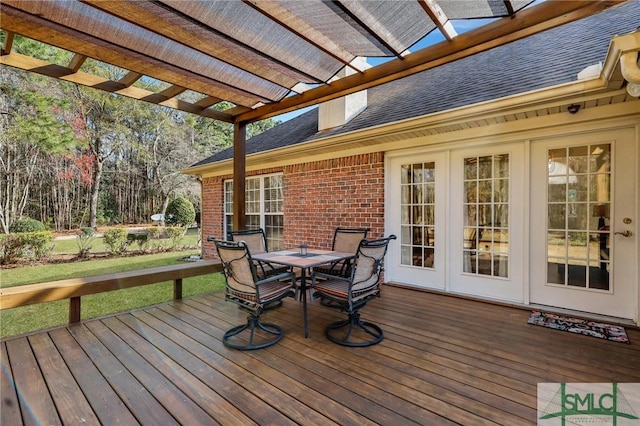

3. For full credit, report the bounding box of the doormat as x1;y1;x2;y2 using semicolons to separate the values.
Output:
527;311;630;344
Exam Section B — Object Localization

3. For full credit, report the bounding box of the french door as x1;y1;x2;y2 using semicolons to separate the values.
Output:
529;129;637;319
387;152;447;289
386;145;525;302
449;143;526;302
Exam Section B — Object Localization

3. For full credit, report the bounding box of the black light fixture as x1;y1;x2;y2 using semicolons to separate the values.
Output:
567;104;581;114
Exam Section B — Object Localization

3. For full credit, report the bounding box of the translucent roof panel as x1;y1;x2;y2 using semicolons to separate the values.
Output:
1;0;620;122
55;2;289;102
162;0;346;84
439;0;535;19
280;1;435;57
134;2;309;88
337;1;438;56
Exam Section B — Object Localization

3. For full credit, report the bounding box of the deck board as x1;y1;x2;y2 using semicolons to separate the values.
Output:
2;285;639;425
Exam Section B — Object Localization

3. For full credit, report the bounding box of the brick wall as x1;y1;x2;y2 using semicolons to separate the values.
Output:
284;152;385;249
200;153;385;260
201;175;224;260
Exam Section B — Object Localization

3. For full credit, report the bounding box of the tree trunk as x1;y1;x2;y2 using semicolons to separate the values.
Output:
89;156;103;229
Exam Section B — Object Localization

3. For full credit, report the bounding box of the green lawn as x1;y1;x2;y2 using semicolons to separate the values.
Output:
0;247;225;340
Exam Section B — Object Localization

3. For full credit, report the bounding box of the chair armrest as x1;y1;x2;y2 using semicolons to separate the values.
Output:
311;271;350;284
256;270;296;286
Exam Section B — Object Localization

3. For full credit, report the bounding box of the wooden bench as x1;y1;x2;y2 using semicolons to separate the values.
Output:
0;260;223;324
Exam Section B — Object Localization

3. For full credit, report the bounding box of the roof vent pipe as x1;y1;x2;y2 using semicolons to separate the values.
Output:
620;51;640;97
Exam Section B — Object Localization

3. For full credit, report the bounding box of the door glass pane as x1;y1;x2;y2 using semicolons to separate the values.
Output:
462;154;509;278
545;145;611;290
400;162;436;269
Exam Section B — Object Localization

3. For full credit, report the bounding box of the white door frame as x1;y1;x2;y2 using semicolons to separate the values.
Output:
448;142;526;303
386;151;448;290
529;128;638;322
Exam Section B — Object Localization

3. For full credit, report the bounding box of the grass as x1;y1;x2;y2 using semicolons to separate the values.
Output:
0;246;225;340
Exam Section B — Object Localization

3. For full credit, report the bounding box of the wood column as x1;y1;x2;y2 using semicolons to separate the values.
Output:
233;121;247;231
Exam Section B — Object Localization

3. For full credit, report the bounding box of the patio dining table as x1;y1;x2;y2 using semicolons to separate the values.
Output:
252;249;355;338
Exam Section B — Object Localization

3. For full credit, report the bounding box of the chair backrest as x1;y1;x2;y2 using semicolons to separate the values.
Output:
214;239;258;295
228;228;268;254
332;227;369;253
350;235;396;292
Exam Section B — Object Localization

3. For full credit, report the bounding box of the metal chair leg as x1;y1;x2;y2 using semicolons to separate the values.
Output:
223;314;284;350
325;311;383;347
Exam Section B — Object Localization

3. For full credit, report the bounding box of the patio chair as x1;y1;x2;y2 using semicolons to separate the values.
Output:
311;235;396;347
214;239;296;350
315;227;370;277
228;228;290;279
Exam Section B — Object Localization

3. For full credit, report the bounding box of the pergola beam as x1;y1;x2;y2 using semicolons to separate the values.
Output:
68;53;86;73
118;72;143;88
0;51;234;122
1;30;15;55
232;122;247;231
418;0;457;41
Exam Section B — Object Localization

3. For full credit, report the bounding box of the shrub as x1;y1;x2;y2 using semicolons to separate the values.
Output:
164;226;186;249
9;218;46;233
145;227;163;240
165;197;195;228
76;227;96;258
127;232;149;252
0;231;54;264
103;228;129;255
144;227;164;252
0;234;24;265
25;231;54;261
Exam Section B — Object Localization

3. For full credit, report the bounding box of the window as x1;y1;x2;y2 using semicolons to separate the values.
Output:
400;162;436;268
462;154;509;277
546;144;611;290
224;173;284;250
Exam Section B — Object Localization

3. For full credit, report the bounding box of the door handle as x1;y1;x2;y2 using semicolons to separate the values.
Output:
614;230;633;237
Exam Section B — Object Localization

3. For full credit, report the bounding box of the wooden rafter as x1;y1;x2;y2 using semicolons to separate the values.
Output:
503;0;516;16
195;96;222;109
157;85;187;100
67;54;86;73
118;72;142;88
333;0;403;57
418;0;457;41
1;30;15;55
0;51;234;122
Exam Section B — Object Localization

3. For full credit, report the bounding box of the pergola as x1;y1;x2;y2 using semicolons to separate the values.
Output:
0;0;628;230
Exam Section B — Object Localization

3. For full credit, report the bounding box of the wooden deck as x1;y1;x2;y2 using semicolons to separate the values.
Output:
2;285;639;425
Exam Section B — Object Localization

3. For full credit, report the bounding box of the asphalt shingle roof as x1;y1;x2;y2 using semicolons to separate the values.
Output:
192;1;639;167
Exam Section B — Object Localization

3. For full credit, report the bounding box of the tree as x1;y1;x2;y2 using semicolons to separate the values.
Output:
67;72;131;228
165;197;196;227
0;68;76;233
1;36;283;231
